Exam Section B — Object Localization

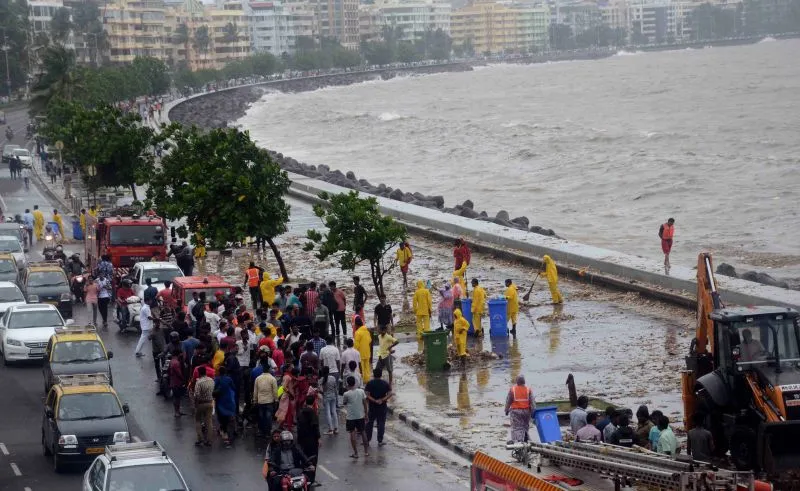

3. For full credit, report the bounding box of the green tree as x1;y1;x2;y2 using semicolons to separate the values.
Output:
397;42;416;63
131;56;170;95
193;25;211;56
173;23;190;63
223;22;239;44
0;0;30;94
145;126;292;278
29;45;80;115
50;7;72;43
549;23;574;50
304;191;407;297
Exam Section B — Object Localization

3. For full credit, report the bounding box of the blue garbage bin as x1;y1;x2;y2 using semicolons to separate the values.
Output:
459;298;474;335
72;220;83;241
488;299;508;337
534;406;562;443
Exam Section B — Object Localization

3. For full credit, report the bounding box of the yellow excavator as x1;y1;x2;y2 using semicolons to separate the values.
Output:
682;253;800;477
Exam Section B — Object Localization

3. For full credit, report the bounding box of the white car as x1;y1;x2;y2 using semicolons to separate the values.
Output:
0;235;27;271
0;304;72;365
2;144;20;163
83;441;190;491
128;261;184;301
11;148;31;166
0;282;27;314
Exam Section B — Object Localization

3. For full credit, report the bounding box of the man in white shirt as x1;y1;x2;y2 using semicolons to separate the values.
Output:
187;291;199;326
319;335;341;402
340;338;361;375
135;300;155;357
205;309;221;335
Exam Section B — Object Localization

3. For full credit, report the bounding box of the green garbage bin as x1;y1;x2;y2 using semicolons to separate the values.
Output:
422;330;449;371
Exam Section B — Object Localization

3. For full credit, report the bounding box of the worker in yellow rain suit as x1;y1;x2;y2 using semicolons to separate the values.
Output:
395;241;413;288
79;209;87;237
543;255;563;304
52;209;65;239
471;278;486;337
193;233;206;258
453;308;469;363
33;205;44;240
259;271;284;308
504;279;519;336
453;261;467;296
353;316;372;381
412;280;432;339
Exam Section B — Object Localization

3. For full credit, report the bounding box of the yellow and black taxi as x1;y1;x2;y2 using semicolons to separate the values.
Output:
43;326;113;393
42;373;130;472
0;253;19;284
22;261;72;319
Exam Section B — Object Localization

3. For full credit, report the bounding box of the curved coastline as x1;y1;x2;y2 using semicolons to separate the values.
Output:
168;63;560;238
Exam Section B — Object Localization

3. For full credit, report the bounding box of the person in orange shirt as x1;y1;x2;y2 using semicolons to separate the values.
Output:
658;218;675;275
504;375;536;443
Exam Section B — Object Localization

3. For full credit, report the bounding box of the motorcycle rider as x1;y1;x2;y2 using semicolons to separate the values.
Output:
262;430;314;491
53;244;67;263
5;126;12;140
66;254;86;302
115;278;135;329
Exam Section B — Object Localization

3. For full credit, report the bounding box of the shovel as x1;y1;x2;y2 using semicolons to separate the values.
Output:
522;273;541;302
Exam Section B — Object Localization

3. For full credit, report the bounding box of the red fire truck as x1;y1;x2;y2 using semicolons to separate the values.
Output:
85;211;168;274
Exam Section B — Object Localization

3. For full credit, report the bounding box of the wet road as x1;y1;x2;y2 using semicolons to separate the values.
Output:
0;117;471;490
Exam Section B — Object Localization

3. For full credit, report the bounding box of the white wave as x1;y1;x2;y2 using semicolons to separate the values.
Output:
615;50;642;56
378;112;403;122
759;36;777;43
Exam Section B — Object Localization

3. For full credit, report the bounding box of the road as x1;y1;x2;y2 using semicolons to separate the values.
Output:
0;107;470;491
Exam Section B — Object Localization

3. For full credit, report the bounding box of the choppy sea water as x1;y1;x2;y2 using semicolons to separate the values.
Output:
238;39;800;282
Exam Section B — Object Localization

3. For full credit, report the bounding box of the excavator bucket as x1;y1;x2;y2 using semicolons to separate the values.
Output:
759;421;800;474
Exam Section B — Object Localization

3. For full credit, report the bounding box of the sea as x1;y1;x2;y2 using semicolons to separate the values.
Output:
238;38;800;284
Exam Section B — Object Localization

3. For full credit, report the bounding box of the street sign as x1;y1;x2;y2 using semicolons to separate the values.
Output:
55;140;64;150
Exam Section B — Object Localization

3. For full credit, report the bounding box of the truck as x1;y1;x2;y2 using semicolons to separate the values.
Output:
84;210;167;277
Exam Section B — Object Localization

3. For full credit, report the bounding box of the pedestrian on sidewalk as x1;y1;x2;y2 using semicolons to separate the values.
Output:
343;376;369;458
374;294;394;335
253;362;278;437
319;366;338;434
575;413;601;442
395;241;413;289
365;368;392;447
437;284;453;331
504;375;536;443
609;415;636;447
297;394;320;485
569;395;589;435
194;366;214;446
84;275;99;326
635;405;654;449
686;413;714;462
244;262;263;310
656;416;678;457
47;163;56;184
658;218;675;275
453;309;469;365
63;170;72;198
353;317;372;381
329;281;347;337
21;166;29;191
214;365;237;448
319;335;340;392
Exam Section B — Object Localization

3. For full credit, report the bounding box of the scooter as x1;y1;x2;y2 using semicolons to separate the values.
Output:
71;275;86;303
119;295;142;333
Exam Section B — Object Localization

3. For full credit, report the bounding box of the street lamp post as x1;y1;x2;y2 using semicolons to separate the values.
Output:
2;29;11;102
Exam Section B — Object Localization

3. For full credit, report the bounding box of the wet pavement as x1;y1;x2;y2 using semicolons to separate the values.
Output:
0;142;471;491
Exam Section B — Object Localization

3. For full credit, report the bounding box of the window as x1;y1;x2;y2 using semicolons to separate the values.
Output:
0;286;24;302
52;341;106;363
108;465;186;491
142;268;182;285
736;318;800;364
89;459;106;491
108;225;165;246
28;271;68;288
0;239;21;253
57;393;123;421
9;310;64;329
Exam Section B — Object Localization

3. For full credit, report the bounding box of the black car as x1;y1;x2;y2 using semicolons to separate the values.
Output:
42;374;130;472
22;264;72;318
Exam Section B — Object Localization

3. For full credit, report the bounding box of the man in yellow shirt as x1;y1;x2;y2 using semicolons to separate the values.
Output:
353;316;372;382
52;209;65;240
471;278;486;337
395;241;412;288
504;279;519;337
412;280;432;339
79;208;87;237
375;325;399;385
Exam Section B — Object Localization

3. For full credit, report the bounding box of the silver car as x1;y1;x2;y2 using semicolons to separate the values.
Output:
83;441;190;491
0;235;27;271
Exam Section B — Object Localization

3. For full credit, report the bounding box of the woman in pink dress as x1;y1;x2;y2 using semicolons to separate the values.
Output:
84;275;99;326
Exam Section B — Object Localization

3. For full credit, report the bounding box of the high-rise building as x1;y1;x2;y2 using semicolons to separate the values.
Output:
625;0;691;43
209;0;252;63
378;1;451;43
451;1;550;55
103;0;169;63
359;4;384;42
164;0;216;70
311;0;360;49
245;1;292;54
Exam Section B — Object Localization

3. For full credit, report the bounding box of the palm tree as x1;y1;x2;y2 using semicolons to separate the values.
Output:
222;22;240;54
29;45;81;115
174;23;190;63
193;25;211;61
50;7;73;44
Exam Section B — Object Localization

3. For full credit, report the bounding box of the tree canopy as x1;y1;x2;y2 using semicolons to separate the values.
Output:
305;191;406;297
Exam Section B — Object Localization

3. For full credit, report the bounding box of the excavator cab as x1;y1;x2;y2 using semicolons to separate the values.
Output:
683;253;800;476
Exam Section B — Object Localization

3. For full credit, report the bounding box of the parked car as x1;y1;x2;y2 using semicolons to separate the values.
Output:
0;281;27;313
0;234;26;271
11;148;32;166
2;144;20;163
0;303;71;365
0;254;19;284
82;441;189;491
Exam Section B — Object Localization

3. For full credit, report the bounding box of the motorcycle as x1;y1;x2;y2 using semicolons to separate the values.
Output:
70;275;86;303
117;295;141;333
280;468;311;491
157;352;172;399
42;245;57;261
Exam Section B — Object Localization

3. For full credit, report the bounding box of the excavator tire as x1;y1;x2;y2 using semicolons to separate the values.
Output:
730;425;758;471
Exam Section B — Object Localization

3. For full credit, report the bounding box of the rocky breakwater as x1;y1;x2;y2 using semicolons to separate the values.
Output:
716;263;798;291
168;62;559;238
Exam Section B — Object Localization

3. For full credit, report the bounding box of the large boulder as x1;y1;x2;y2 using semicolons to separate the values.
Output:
430;195;445;208
716;263;738;277
401;193;416;203
462;200;474;209
740;271;789;289
317;164;330;174
388;189;404;200
511;216;530;228
496;210;510;222
460;207;480;219
345;171;357;181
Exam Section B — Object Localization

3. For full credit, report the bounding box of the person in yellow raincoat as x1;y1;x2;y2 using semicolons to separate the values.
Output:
453;308;469;363
32;205;44;240
52;209;65;239
79;209;87;237
259;272;284;308
412;280;432;339
395;241;413;288
193;233;206;258
353;316;372;381
504;279;519;336
453;261;467;295
88;205;98;219
543;255;563;304
471;278;486;337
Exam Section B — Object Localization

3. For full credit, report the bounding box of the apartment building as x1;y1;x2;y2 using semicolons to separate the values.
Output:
246;1;292;54
164;0;215;70
208;0;252;63
451;1;550;54
103;0;169;63
311;0;360;49
359;4;384;42
378;1;451;43
625;0;691;42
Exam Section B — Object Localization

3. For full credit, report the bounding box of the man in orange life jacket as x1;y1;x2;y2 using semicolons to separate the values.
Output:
504;375;536;443
243;262;265;310
658;218;675;275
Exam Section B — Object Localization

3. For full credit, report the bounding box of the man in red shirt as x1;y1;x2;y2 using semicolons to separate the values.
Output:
116;279;136;329
157;280;178;310
302;283;319;319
